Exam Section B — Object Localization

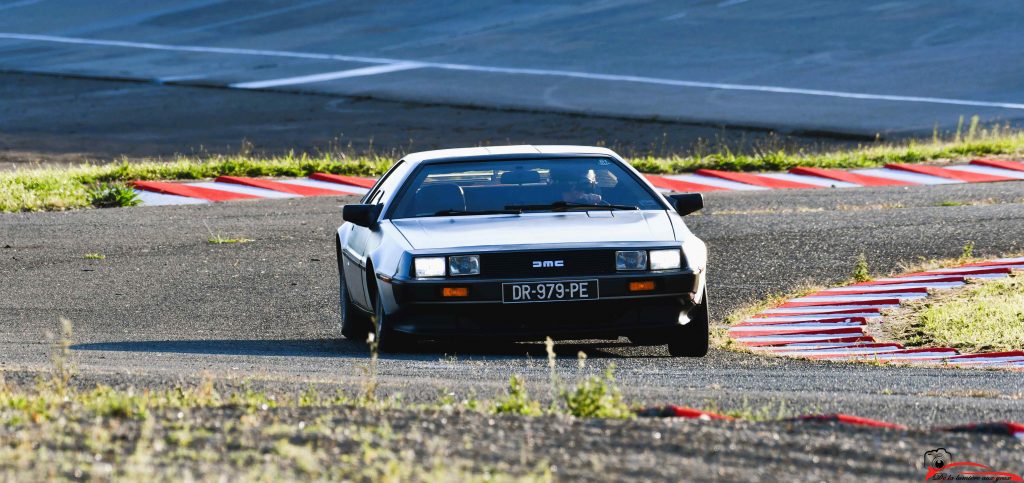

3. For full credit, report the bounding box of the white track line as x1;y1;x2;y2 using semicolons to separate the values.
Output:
0;0;43;12
946;164;1024;179
277;178;369;195
663;174;767;190
190;181;299;199
870;274;967;282
926;265;1022;273
762;304;900;315
232;62;424;89
865;350;959;361
851;168;961;185
788;294;926;303
919;272;1009;280
752;341;869;352
745;314;880;323
731;321;865;330
757;172;859;188
729;325;864;337
134;190;209;206
0;33;399;64
784;346;904;358
735;333;867;344
4;33;1024;109
947;356;1024;366
821;282;963;292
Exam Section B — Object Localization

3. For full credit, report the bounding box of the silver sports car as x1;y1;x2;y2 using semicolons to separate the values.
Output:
335;146;709;356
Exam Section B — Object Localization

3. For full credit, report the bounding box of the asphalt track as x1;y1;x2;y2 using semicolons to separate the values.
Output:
0;72;851;169
1;1;1023;136
2;181;1023;427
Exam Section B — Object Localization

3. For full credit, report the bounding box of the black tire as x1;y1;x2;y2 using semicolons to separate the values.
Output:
372;291;412;353
666;292;710;357
338;240;371;341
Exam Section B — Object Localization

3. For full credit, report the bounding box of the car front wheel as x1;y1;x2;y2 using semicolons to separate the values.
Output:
665;293;710;357
372;291;412;353
339;270;372;341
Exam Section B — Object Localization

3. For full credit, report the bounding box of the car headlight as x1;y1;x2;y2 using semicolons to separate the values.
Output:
615;250;648;271
414;257;446;278
448;255;480;276
649;249;682;270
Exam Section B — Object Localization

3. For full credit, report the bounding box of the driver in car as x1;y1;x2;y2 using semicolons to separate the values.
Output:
550;167;604;204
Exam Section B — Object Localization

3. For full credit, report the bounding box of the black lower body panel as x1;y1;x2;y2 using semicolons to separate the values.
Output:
389;296;697;340
386;272;700;340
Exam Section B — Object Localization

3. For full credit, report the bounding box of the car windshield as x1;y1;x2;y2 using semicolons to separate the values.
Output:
389;158;666;219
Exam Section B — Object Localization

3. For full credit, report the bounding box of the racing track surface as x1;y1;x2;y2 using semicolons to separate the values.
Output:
1;1;1023;136
2;181;1023;429
0;72;854;169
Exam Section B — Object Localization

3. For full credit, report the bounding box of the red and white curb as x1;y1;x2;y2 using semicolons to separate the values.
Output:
131;158;1024;206
132;174;374;206
728;257;1024;369
643;159;1024;192
640;405;1024;440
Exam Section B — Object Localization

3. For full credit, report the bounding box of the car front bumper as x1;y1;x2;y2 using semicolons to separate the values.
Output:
384;271;701;339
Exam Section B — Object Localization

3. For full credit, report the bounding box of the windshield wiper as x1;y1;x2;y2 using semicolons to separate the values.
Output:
430;209;522;217
504;201;639;212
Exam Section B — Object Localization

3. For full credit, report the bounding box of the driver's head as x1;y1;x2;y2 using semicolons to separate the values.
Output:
549;166;598;195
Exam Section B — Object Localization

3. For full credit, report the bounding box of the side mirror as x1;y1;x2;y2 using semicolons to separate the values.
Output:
342;204;382;228
667;193;704;216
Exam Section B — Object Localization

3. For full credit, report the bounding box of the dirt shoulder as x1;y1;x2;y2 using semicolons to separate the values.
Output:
1;370;1016;482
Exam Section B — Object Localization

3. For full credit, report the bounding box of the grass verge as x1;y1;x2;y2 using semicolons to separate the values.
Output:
0;328;644;479
1;153;391;212
0;380;556;482
4;124;1024;212
888;274;1023;353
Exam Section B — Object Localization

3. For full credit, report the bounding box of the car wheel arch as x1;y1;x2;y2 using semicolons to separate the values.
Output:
364;258;378;311
335;234;344;271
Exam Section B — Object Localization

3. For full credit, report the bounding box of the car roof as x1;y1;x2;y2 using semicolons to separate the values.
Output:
400;145;620;166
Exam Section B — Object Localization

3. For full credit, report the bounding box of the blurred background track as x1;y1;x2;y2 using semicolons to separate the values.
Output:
1;0;1023;167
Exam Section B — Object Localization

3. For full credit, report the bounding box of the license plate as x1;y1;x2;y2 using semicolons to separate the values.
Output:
501;280;599;303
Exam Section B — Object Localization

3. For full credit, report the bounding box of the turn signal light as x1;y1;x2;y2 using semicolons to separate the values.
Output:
629;281;655;292
442;287;469;297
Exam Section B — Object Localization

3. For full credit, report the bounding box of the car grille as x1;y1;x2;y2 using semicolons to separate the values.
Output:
480;250;616;278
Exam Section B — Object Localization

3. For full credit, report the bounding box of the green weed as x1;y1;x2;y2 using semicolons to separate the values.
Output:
204;221;253;245
83;386;150;419
207;236;254;245
852;254;871;282
960;241;975;261
561;365;632;419
47;318;76;397
493;376;542;416
360;332;379;405
87;183;141;208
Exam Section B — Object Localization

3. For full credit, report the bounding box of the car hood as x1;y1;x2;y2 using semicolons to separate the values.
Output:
390;211;677;250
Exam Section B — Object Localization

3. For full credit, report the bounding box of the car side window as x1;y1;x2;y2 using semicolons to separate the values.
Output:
364;161;408;205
